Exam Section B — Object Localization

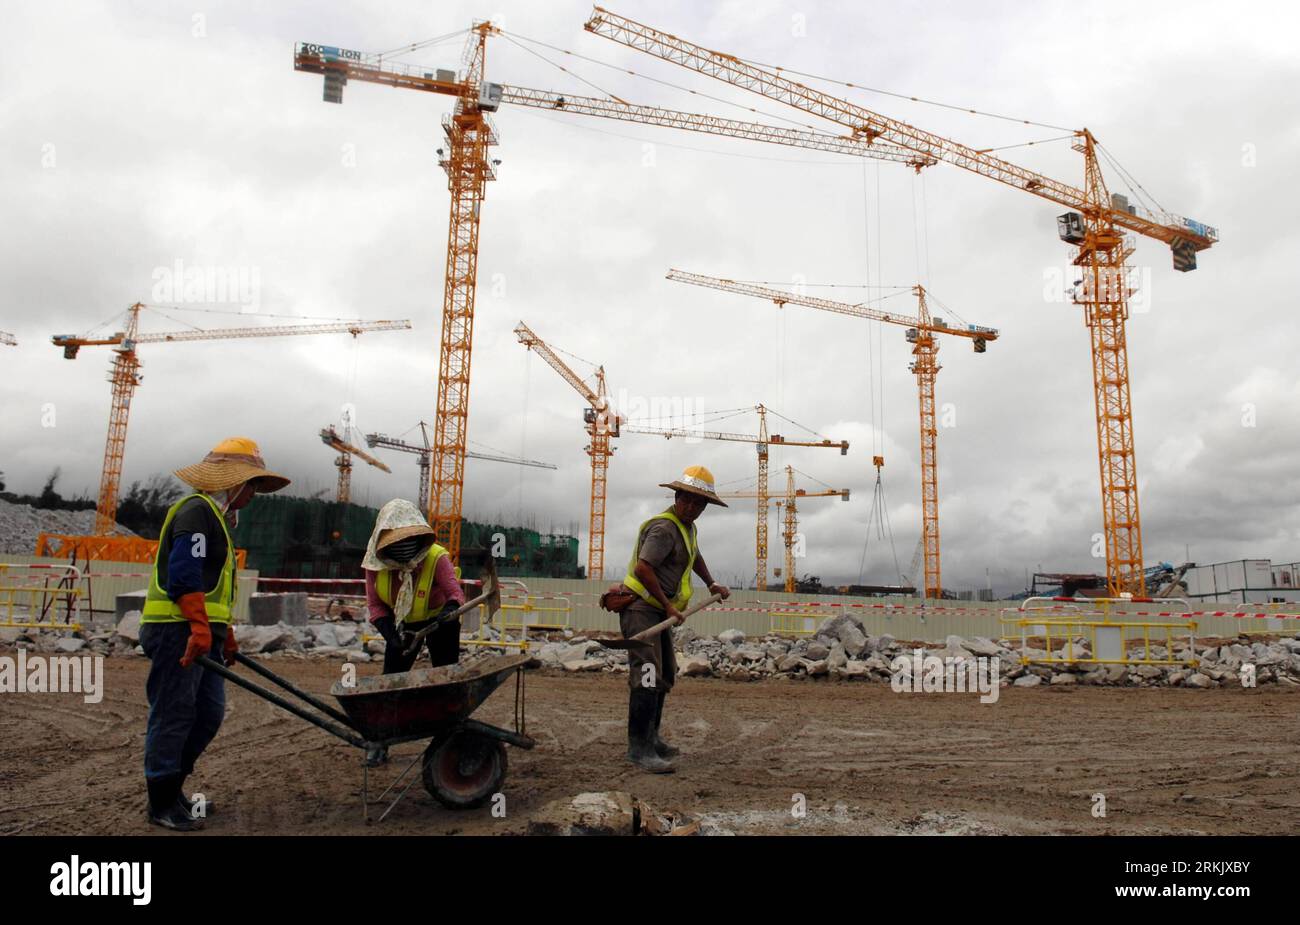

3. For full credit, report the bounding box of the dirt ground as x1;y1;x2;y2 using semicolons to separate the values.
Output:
2;652;1297;836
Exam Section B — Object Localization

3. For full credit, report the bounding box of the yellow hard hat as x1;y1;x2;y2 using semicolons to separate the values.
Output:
658;464;727;506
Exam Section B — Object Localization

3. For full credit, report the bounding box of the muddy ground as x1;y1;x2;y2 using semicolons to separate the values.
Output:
2;652;1297;835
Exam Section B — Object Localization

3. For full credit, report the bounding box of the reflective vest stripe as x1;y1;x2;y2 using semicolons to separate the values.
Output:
142;493;236;623
375;545;449;623
623;510;697;611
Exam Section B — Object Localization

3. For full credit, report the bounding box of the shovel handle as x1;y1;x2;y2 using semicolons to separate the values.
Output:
402;584;494;656
629;592;724;643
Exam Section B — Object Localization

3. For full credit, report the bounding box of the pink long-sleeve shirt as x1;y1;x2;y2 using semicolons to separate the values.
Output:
365;554;466;624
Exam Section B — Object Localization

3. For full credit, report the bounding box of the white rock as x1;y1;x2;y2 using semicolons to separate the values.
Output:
842;660;870;679
960;636;1002;658
55;637;87;653
805;642;830;661
114;611;142;644
311;624;340;648
827;641;848;670
717;629;745;646
679;654;712;677
334;623;358;647
776;654;803;673
1049;672;1077;685
563;658;605;672
1013;674;1042;687
1185;672;1214;689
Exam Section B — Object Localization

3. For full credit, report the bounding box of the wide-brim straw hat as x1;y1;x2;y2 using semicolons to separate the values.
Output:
659;464;728;507
175;437;291;494
376;522;436;551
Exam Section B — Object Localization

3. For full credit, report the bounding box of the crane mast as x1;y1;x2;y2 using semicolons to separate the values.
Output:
668;271;997;598
514;322;619;580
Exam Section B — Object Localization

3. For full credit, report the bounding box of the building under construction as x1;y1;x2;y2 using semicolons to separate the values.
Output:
232;495;579;579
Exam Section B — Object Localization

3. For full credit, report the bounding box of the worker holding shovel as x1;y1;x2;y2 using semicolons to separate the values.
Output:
362;498;466;766
607;465;730;773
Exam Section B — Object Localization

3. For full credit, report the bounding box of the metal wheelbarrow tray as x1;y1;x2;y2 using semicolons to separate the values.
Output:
197;651;535;821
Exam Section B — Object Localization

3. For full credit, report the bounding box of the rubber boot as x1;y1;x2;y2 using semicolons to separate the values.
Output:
652;691;680;758
627;688;674;774
175;783;215;819
147;775;203;831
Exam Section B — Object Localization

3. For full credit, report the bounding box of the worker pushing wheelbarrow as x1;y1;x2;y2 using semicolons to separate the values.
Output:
196;557;533;822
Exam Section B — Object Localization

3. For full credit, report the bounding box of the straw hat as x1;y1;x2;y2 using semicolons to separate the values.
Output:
376;522;435;551
659;464;727;507
175;437;291;494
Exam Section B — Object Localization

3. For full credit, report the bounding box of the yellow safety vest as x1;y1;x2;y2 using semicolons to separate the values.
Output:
624;510;697;611
142;493;236;624
375;544;451;624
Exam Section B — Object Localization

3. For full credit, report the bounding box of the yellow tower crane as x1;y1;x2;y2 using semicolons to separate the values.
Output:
292;26;932;560
319;424;391;504
667;271;996;599
624;407;848;591
366;422;556;515
51;304;410;534
719;465;850;592
513;322;620;580
584;5;1218;596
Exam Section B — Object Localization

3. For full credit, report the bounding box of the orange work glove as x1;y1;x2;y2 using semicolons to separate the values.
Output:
222;624;238;666
178;592;212;667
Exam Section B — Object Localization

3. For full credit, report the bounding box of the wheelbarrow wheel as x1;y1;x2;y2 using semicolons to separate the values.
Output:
422;728;507;809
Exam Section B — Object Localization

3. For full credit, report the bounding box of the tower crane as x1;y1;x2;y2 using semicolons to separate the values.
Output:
585;6;1219;595
668;271;997;599
292;29;932;562
719;465;849;592
319;424;391;504
512;321;620;580
52;303;410;533
624;406;848;591
366;422;557;514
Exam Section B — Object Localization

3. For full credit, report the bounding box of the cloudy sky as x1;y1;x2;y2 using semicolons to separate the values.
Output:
3;0;1296;593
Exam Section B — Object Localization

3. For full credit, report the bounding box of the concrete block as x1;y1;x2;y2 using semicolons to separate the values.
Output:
249;592;309;627
115;589;148;624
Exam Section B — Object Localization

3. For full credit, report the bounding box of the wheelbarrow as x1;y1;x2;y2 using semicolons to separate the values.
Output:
195;650;535;823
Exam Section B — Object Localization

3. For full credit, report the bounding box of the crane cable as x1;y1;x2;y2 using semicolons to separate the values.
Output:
730;54;1076;133
858;463;901;586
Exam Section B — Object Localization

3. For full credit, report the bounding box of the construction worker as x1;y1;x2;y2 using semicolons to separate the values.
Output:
621;465;730;773
140;437;289;830
362;498;465;765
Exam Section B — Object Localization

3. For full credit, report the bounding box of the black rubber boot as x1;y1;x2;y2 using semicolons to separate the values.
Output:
175;786;215;819
627;689;674;773
652;691;680;758
147;775;203;831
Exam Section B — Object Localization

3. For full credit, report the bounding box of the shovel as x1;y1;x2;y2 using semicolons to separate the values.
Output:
403;557;501;656
598;591;724;650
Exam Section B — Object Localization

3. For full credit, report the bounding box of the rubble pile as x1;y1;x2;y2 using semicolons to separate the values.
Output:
0;498;135;555
3;604;1298;690
531;612;1300;690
